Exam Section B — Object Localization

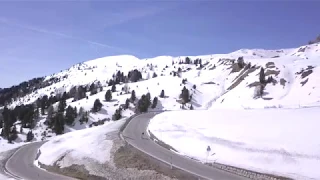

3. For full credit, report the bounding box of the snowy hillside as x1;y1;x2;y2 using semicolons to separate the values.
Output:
8;42;320;111
1;42;320;146
1;42;320;179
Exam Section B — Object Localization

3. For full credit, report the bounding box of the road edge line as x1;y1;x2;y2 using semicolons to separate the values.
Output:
4;144;27;180
121;112;211;180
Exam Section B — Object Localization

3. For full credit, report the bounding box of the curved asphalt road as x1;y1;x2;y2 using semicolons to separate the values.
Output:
4;112;248;180
4;141;76;180
122;112;249;180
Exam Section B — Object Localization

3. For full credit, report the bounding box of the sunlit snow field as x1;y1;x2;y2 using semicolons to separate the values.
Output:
148;108;320;180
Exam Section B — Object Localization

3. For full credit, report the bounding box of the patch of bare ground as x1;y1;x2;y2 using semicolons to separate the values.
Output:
265;62;276;69
227;66;260;91
208;65;216;70
264;69;280;77
38;162;100;180
280;78;287;88
300;78;309;86
221;58;235;67
301;70;313;79
248;81;263;88
296;66;314;79
297;46;306;52
202;81;216;85
262;97;273;100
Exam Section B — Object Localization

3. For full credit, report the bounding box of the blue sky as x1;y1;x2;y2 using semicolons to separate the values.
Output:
0;1;319;88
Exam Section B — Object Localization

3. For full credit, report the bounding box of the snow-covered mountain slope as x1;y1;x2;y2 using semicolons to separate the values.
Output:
10;42;320;110
1;42;320;152
1;42;320;179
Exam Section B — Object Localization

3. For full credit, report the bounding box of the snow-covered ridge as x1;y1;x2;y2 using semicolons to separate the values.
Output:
8;42;320;110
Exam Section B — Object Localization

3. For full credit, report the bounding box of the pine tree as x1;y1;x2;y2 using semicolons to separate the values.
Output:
65;106;76;126
190;104;194;110
180;86;190;104
185;57;191;64
89;83;95;93
146;92;151;107
111;84;116;92
137;95;148;113
78;107;84;116
112;108;122;121
130;90;136;102
22;106;34;128
92;99;103;112
46;105;54;127
108;79;114;86
83;111;89;123
40;95;48;115
105;90;112;101
237;57;245;69
259;67;265;83
74;106;78;118
124;98;130;109
8;125;18;143
75;86;86;100
151;97;158;109
53;113;64;135
26;130;34;142
69;86;78;99
79;111;88;124
34;107;39;120
152;72;157;78
160;90;165;98
58;99;66;113
182;79;187;84
61;91;68;100
134;69;142;82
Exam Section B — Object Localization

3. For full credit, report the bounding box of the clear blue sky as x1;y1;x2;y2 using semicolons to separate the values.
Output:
0;1;319;88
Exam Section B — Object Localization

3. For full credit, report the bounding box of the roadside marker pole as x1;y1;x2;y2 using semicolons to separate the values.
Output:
206;145;211;164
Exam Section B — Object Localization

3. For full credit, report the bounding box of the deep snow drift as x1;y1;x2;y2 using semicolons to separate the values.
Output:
38;119;125;175
148;108;320;180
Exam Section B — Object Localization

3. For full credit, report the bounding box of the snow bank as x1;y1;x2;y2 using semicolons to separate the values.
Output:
0;174;15;180
148;108;320;180
0;139;24;153
38;119;125;168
